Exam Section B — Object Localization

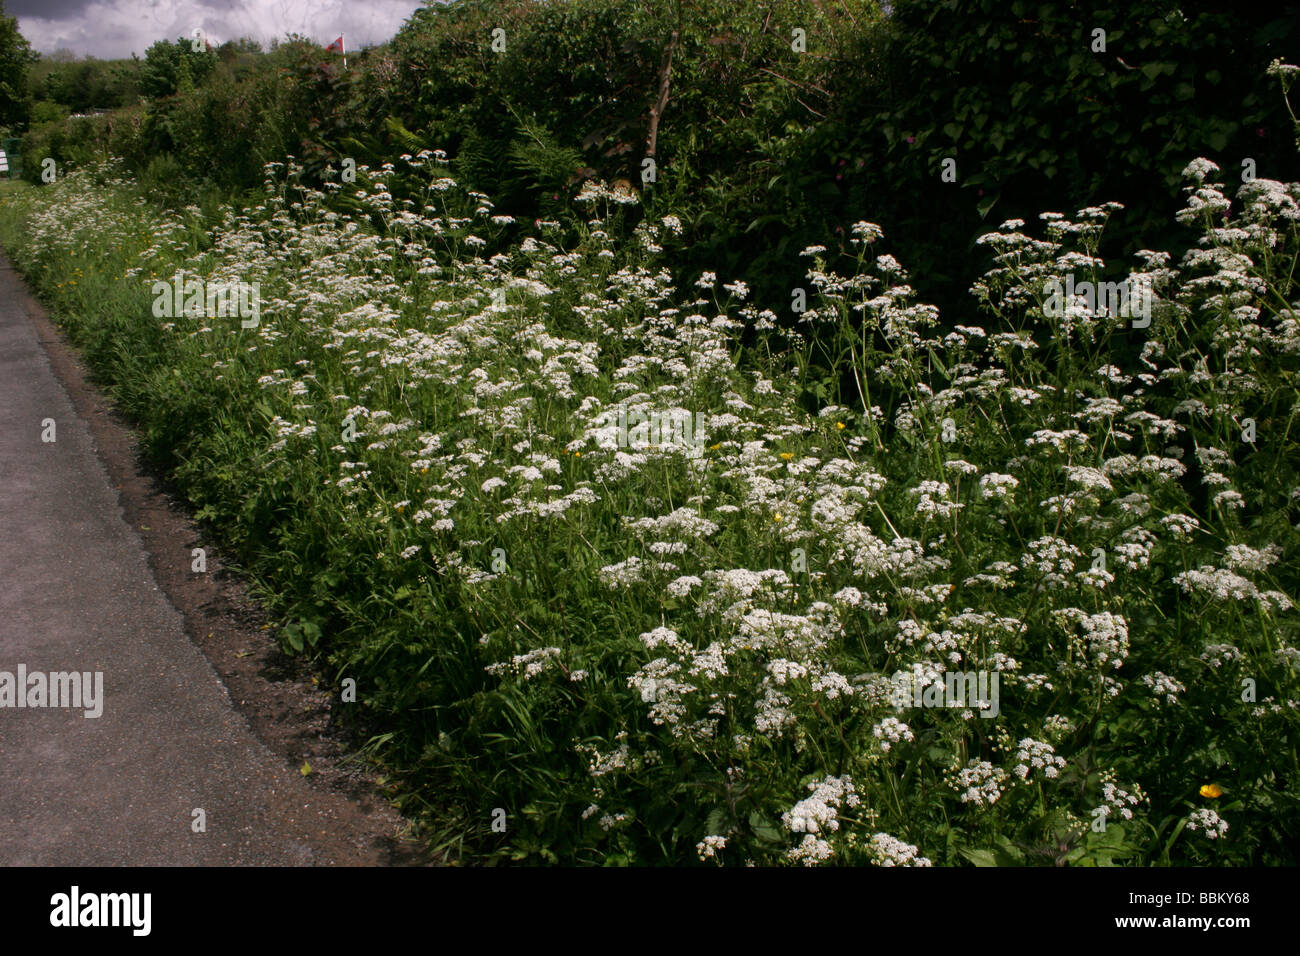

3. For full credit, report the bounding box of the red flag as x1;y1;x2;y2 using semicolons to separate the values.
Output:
325;36;344;53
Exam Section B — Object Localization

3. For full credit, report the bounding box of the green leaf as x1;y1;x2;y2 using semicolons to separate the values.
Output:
959;847;999;867
993;835;1025;864
705;807;729;835
301;620;322;647
749;812;783;845
1162;816;1190;859
745;213;787;234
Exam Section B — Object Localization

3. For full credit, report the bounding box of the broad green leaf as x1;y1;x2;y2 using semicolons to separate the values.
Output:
959;847;999;867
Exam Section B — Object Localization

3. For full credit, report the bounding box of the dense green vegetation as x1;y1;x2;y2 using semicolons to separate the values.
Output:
1;0;1298;866
8;0;1297;319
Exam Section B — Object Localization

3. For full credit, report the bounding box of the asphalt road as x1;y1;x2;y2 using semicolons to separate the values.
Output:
0;255;408;865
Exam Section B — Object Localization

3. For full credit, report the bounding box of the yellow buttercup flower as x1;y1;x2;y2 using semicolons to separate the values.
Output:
773;514;783;523
835;421;846;430
1200;784;1223;798
779;452;794;460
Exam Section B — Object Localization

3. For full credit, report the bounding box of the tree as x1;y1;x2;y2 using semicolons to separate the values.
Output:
217;37;263;61
139;37;217;98
0;0;36;130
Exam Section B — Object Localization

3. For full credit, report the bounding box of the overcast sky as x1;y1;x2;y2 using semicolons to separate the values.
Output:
8;0;430;59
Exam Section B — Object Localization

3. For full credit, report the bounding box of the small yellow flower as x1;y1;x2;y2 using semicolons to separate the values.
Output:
710;443;722;451
1200;783;1223;799
574;451;581;457
779;452;794;460
835;421;846;430
774;514;783;523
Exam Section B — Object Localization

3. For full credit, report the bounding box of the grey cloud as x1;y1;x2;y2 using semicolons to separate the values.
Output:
12;0;424;59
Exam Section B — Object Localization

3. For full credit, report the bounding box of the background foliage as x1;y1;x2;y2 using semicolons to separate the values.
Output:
13;0;1299;325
